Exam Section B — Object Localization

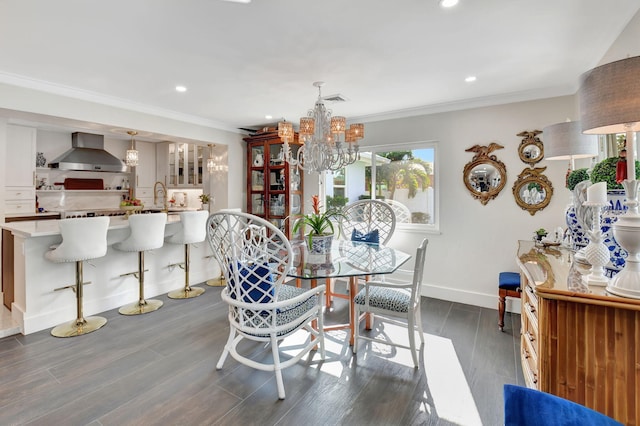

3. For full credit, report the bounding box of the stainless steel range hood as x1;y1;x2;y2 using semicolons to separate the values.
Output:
48;132;127;172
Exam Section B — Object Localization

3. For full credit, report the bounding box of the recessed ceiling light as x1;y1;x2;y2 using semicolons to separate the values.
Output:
175;85;187;92
465;76;477;83
265;115;273;120
440;0;459;8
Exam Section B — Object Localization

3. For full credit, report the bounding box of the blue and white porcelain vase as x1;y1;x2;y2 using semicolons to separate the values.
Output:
308;234;333;255
566;182;590;251
601;189;628;274
567;182;628;276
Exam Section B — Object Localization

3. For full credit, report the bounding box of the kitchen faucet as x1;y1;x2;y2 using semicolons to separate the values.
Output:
153;181;168;213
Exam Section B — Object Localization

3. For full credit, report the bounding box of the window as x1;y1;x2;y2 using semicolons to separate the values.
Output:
325;141;438;231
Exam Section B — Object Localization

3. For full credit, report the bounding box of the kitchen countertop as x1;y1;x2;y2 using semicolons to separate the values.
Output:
5;211;61;219
1;214;182;238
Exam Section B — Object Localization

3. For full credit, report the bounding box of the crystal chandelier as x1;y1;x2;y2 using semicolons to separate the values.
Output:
278;81;364;173
125;131;139;167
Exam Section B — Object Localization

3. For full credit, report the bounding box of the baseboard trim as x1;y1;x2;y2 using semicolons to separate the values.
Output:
421;282;521;314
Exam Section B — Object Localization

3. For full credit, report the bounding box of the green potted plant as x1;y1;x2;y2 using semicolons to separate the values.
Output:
567;168;590;191
534;228;548;242
199;193;211;204
293;195;344;252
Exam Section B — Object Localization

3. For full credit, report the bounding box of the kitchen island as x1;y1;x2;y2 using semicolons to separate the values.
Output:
1;214;221;335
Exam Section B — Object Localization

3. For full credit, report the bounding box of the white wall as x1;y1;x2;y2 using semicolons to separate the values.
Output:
363;95;580;310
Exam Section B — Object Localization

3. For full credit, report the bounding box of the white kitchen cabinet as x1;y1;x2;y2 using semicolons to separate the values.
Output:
5;125;36;188
156;142;204;188
5;125;36;213
133;141;156;206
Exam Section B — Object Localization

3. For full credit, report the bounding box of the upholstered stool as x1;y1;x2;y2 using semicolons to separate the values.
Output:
498;271;521;331
166;210;209;299
45;216;110;337
114;213;167;315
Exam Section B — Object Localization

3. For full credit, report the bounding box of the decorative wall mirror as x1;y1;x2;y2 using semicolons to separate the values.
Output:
512;167;554;215
517;130;544;165
463;143;507;205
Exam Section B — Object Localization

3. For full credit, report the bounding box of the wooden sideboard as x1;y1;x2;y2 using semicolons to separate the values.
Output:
516;240;640;425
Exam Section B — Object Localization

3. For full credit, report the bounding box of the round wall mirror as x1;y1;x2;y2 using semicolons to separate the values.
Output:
463;143;507;205
517;130;544;165
512;167;554;215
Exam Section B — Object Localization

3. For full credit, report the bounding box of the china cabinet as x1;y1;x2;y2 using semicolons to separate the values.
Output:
156;142;204;188
244;129;303;238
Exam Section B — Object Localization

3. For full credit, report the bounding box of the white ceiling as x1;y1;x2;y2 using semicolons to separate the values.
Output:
0;0;639;135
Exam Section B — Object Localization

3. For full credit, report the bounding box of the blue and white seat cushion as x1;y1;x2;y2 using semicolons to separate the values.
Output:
354;286;410;313
243;285;319;337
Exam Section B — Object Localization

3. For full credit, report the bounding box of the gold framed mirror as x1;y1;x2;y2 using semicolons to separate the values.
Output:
517;130;544;165
512;167;554;215
463;143;507;205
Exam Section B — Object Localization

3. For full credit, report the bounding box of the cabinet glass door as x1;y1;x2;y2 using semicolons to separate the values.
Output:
187;144;195;185
169;143;177;186
250;194;265;216
269;194;285;217
269;169;285;191
196;145;203;185
251;146;265;168
251;170;264;191
269;143;285;166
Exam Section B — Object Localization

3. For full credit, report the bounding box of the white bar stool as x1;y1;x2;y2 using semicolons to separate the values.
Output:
45;216;110;337
166;210;209;299
114;213;167;315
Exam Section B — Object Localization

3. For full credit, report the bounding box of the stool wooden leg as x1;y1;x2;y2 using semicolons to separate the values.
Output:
51;261;107;337
498;294;506;331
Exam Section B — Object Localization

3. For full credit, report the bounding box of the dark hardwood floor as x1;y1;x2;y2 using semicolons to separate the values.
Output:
0;281;523;425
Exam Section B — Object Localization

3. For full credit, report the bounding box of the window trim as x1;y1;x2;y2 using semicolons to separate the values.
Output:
338;140;440;232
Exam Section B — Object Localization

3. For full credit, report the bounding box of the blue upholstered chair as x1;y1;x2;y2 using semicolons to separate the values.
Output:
504;384;622;426
498;271;521;331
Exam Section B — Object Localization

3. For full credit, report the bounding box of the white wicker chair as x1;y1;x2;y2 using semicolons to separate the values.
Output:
326;199;397;309
384;199;412;224
353;238;428;368
340;199;397;245
207;211;325;400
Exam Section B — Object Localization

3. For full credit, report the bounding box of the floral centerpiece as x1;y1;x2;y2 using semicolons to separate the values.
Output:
292;195;344;253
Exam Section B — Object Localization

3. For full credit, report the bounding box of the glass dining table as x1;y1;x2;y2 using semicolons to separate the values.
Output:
287;239;411;345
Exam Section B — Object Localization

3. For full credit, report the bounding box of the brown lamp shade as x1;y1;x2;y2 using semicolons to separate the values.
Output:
543;121;598;160
579;56;640;134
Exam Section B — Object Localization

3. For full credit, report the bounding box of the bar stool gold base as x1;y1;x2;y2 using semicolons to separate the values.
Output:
206;277;225;287
119;299;163;315
168;286;205;299
51;316;107;338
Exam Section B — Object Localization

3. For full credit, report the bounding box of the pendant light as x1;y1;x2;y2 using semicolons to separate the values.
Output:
207;144;216;173
125;131;139;167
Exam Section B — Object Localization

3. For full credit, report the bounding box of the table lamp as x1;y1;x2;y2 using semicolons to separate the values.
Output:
579;55;640;298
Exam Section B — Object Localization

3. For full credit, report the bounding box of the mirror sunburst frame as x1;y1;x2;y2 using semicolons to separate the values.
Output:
463;143;507;205
512;166;554;216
